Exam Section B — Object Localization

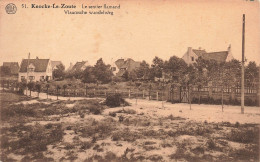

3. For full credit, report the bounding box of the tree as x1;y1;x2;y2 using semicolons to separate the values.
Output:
46;84;50;99
35;83;41;98
122;71;129;81
150;56;164;79
82;66;96;83
245;61;258;88
164;56;188;84
185;64;197;110
27;82;35;97
193;57;208;104
92;58;113;84
18;80;27;94
56;85;61;100
136;61;150;80
53;64;65;80
65;70;83;80
63;84;67;97
129;70;137;81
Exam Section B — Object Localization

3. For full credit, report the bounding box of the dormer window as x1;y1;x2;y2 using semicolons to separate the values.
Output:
28;63;35;72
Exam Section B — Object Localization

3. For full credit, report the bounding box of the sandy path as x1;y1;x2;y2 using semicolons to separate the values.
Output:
24;90;260;124
125;99;260;124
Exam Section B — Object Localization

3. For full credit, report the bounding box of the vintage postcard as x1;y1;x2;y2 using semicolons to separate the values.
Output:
0;0;259;161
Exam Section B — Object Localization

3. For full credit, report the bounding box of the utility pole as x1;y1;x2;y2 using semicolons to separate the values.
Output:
241;14;245;114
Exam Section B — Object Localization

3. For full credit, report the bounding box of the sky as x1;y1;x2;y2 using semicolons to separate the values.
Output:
0;0;259;68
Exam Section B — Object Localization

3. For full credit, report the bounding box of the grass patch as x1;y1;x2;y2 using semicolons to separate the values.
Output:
1;123;63;155
227;127;259;143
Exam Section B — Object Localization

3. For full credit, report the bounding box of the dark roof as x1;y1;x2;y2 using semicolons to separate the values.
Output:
3;62;19;74
51;61;62;69
115;59;125;68
202;51;228;62
115;58;140;70
19;59;50;72
192;48;229;62
192;49;206;57
71;61;87;71
116;70;126;77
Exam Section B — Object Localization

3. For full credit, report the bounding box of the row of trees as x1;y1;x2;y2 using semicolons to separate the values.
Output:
131;56;259;89
52;56;259;89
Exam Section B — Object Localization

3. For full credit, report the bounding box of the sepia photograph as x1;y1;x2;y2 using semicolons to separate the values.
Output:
0;0;259;161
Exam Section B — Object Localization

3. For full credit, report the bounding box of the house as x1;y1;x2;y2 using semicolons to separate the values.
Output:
2;62;19;75
51;61;63;70
182;45;234;64
69;61;89;72
115;58;140;77
18;58;53;82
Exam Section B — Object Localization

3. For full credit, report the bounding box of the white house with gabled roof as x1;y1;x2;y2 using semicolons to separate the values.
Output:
18;57;53;82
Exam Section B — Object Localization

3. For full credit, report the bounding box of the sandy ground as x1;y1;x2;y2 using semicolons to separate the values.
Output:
26;90;260;124
1;91;259;161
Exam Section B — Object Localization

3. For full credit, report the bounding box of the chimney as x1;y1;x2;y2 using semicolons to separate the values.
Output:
36;56;39;59
198;47;202;50
228;44;231;52
187;47;192;56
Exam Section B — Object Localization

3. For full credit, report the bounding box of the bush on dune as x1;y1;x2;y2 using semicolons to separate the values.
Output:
105;94;130;107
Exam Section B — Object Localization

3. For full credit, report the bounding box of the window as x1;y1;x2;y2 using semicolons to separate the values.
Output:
191;56;194;61
29;68;34;72
29;76;35;80
40;76;45;81
111;67;116;71
21;76;25;81
28;63;35;72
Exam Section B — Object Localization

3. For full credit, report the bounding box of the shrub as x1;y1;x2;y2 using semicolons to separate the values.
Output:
111;129;141;142
228;127;259;143
80;120;115;140
245;98;256;106
80;113;85;118
80;142;93;150
5;123;63;154
105;94;130;107
1;104;40;121
89;105;103;115
109;112;117;117
207;139;216;149
64;143;75;150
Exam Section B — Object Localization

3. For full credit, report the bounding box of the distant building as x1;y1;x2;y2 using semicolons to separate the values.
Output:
110;59;119;76
69;61;89;72
115;58;140;77
51;61;63;70
2;62;19;75
18;58;53;82
182;45;234;64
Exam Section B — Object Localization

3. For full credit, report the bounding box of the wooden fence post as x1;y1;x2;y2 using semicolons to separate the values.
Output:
157;92;159;101
129;89;131;98
143;90;145;99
